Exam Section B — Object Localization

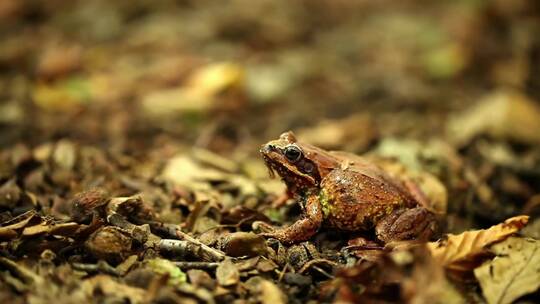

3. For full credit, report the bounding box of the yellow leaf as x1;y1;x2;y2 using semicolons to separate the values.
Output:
427;215;529;273
474;237;540;304
187;62;245;97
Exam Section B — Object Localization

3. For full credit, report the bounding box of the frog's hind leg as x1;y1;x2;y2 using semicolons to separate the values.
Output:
260;195;323;244
375;207;437;244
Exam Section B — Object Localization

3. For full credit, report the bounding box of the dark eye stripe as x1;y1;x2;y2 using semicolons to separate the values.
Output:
303;162;314;173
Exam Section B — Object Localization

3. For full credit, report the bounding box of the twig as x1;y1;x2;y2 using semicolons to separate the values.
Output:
71;261;120;276
150;222;226;262
277;263;291;283
174;229;226;262
174;261;219;270
298;258;338;275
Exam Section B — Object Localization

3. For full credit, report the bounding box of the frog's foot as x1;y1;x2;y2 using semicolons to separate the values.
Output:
257;217;321;244
256;194;323;244
252;221;297;243
375;207;437;244
252;221;277;233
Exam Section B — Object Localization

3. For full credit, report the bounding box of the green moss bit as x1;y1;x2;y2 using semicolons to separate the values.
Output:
319;189;333;217
147;258;187;287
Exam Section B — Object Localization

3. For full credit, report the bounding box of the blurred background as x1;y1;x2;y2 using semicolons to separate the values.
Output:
1;3;540;302
1;0;540;231
1;0;539;152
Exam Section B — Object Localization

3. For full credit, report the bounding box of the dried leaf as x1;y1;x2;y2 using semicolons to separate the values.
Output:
216;258;239;287
474;237;540;304
427;215;529;273
22;222;81;237
186;62;244;98
80;275;146;303
161;155;227;191
447;90;540;145
219;232;267;257
146;258;187;287
259;280;286;304
0;210;40;240
85;226;133;263
403;248;466;304
53;139;77;170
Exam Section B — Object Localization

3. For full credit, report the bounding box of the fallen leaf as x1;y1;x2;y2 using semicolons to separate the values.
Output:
161;154;227;191
79;274;146;303
447;90;540;145
259;280;286;304
219;232;267;257
186;62;244;98
297;113;376;151
427;215;529;274
403;248;466;304
216;258;239;287
52;139;77;170
22;222;81;237
85;226;133;264
33;77;92;112
474;237;540;304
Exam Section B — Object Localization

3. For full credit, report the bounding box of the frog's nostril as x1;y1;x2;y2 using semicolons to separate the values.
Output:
261;144;273;154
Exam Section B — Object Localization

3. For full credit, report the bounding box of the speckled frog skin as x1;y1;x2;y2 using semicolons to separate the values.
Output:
260;131;436;244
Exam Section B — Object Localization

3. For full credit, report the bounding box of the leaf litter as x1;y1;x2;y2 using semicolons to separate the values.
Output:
1;0;540;303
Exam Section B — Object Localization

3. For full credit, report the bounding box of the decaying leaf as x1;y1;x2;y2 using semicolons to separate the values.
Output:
447;90;540;145
259;280;286;304
296;113;377;151
146;258;187;287
402;248;466;304
474;237;540;304
216;258;239;287
79;274;146;303
427;215;529;274
85;226;133;263
161;154;227;191
218;232;268;257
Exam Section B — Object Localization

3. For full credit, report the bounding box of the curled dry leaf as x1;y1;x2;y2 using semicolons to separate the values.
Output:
259;280;286;304
85;226;133;264
216;258;240;287
218;232;267;257
427;215;529;274
474;237;540;304
447;90;540;146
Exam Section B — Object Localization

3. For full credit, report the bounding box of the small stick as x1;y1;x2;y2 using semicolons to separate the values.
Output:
174;261;219;270
150;222;226;262
71;261;120;276
298;258;338;275
174;229;226;262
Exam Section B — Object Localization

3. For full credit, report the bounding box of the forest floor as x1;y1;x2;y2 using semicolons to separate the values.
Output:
1;1;540;303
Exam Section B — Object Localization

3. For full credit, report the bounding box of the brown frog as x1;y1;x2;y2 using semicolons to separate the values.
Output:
259;131;437;245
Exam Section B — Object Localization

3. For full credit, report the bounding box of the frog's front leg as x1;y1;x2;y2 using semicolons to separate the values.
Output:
261;195;323;244
375;207;437;244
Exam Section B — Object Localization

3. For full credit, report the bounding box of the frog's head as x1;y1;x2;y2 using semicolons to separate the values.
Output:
261;131;339;191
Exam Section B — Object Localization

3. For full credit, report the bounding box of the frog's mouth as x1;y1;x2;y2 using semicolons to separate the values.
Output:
262;154;317;188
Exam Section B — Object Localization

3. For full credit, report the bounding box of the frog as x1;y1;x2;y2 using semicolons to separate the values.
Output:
259;131;437;245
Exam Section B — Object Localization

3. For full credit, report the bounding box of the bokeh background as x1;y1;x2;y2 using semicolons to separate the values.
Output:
1;2;540;302
1;0;539;152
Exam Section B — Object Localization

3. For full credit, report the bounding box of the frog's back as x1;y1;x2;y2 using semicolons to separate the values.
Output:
320;168;418;231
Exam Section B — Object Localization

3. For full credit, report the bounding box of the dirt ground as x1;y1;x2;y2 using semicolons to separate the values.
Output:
1;1;540;303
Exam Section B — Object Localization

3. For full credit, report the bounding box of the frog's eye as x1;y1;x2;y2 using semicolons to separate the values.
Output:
284;145;302;162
